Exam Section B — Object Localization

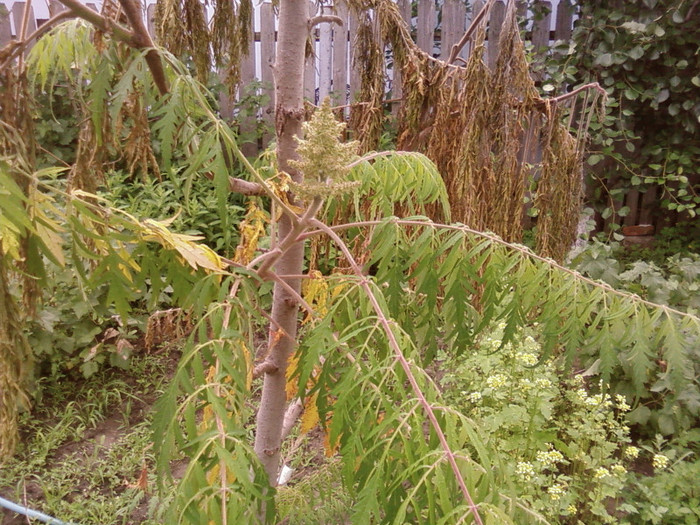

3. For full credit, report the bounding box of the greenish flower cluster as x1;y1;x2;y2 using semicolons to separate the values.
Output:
288;98;360;201
441;323;637;524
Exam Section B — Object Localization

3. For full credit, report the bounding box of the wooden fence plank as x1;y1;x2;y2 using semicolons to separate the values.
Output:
238;11;258;157
304;1;317;103
487;0;505;68
318;7;333;102
0;4;12;47
639;186;658;225
347;10;361;102
331;1;348;107
554;0;574;41
48;1;68;16
416;0;435;54
390;0;411;115
624;189;641;226
440;0;467;60
146;3;156;38
531;0;552;51
12;2;37;48
259;2;275;147
465;0;485;57
441;0;466;60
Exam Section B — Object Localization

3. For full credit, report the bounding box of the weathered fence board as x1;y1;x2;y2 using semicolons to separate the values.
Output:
259;2;276;144
416;0;436;54
0;4;11;45
331;1;348;106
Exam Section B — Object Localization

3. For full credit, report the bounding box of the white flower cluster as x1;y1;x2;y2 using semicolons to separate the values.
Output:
611;464;627;476
467;392;482;403
593;467;610;479
516;461;536;481
486;373;508;389
536;447;564;469
535;377;552;388
624;446;640;459
516;352;538;366
615;394;631;412
547;483;566;501
652;454;670;470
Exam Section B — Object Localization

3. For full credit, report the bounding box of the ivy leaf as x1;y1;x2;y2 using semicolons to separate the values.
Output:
594;53;614;67
656;89;670;104
621;21;647;33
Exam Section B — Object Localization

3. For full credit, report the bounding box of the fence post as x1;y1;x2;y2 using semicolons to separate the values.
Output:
11;2;37;51
331;1;348;108
416;0;435;54
0;4;11;48
487;0;506;68
260;2;275;148
441;0;466;61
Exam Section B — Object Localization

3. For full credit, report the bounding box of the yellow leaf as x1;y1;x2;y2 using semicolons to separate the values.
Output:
0;221;22;260
234;201;268;265
301;270;328;323
286;351;300;400
36;222;65;267
299;392;320;434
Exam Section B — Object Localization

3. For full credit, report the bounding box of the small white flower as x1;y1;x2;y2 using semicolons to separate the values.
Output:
611;464;626;476
486;373;508;389
652;454;670;470
624;446;640;459
535;377;552;388
516;352;538;366
516;461;536;480
548;483;565;501
593;467;610;479
615;394;631;412
468;392;482;403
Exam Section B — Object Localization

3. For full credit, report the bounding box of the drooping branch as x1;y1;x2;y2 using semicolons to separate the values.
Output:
55;0;169;95
546;82;607;106
300;218;700;323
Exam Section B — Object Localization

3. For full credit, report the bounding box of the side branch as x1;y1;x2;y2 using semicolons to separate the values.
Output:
117;0;169;95
308;15;344;29
447;0;495;65
547;82;607;106
202;172;265;196
57;0;134;43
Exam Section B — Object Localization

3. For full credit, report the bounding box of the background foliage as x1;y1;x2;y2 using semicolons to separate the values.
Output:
544;0;700;222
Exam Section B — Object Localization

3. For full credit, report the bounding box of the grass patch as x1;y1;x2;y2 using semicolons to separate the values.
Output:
0;349;177;524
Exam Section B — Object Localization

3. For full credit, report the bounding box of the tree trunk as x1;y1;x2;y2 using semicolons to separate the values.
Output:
252;0;308;483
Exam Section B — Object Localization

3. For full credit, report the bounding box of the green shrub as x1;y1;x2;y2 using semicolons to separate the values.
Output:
103;169;246;257
441;323;635;524
620;457;700;525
